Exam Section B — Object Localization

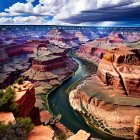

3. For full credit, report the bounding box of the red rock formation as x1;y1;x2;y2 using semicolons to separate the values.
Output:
32;56;66;71
76;39;111;64
75;31;89;43
22;43;78;94
134;116;140;140
6;44;35;57
69;86;140;139
12;81;36;117
69;46;140;139
97;46;140;97
47;29;75;42
108;33;124;43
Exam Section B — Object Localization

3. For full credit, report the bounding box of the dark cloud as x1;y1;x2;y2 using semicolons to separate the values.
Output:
60;2;140;25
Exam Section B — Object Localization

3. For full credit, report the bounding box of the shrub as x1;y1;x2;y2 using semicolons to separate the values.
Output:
56;114;62;122
0;86;18;113
15;77;24;85
18;88;22;92
0;117;34;140
16;117;34;133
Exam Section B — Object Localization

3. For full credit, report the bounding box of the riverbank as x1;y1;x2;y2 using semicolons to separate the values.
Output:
48;51;105;139
65;53;97;94
81;113;132;140
68;53;136;139
41;66;78;114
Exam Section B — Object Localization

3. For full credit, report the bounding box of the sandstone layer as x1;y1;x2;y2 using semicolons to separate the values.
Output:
69;46;140;139
22;44;78;97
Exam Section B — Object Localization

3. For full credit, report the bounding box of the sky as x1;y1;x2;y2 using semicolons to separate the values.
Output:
0;0;139;26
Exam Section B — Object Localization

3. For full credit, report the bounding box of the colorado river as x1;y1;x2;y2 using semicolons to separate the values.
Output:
48;52;123;140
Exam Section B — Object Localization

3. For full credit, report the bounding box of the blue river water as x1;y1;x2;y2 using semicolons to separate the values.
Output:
48;53;125;140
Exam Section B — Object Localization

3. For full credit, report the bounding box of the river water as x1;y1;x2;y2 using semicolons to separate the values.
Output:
48;53;124;140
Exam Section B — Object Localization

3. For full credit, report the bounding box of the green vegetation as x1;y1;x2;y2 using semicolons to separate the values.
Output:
56;132;68;140
56;114;62;122
0;117;34;140
52;125;69;140
41;94;53;114
16;117;34;133
18;87;22;92
0;86;18;113
15;77;24;85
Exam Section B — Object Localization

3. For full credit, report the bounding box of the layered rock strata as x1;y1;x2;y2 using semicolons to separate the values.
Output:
22;44;78;95
0;54;31;89
76;38;126;65
134;116;140;140
69;46;140;139
12;81;36;117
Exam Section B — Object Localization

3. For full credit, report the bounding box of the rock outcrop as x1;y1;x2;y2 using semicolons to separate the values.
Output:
97;46;140;97
0;55;31;89
12;81;36;117
75;31;89;44
69;46;140;139
22;44;78;95
134;116;140;140
76;38;126;65
5;44;35;57
67;130;90;140
47;29;76;42
0;112;15;124
27;125;54;140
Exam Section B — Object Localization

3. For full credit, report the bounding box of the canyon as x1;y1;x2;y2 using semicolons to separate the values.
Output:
69;37;140;139
0;26;140;140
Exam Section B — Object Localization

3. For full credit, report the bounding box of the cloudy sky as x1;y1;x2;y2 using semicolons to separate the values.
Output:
0;0;139;26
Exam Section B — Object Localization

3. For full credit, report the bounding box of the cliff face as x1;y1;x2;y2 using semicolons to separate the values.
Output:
13;81;36;117
47;29;75;41
75;31;89;43
22;44;78;95
6;45;35;57
0;55;31;89
69;89;140;138
76;38;126;65
97;47;140;97
69;46;140;139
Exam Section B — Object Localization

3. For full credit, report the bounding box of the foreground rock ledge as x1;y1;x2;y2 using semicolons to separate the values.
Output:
67;130;90;140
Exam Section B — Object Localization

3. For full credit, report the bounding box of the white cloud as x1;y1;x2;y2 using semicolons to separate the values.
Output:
13;16;45;24
54;0;91;20
0;0;139;25
0;16;48;25
120;1;140;8
96;0;123;8
0;12;20;17
5;2;33;14
0;17;13;24
3;1;60;17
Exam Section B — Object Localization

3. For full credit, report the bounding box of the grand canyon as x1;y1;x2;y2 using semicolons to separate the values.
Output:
0;26;140;140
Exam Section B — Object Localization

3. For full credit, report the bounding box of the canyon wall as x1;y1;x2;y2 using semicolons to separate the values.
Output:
69;46;140;139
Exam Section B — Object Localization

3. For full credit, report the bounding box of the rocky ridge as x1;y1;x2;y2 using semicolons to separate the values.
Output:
69;44;140;139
